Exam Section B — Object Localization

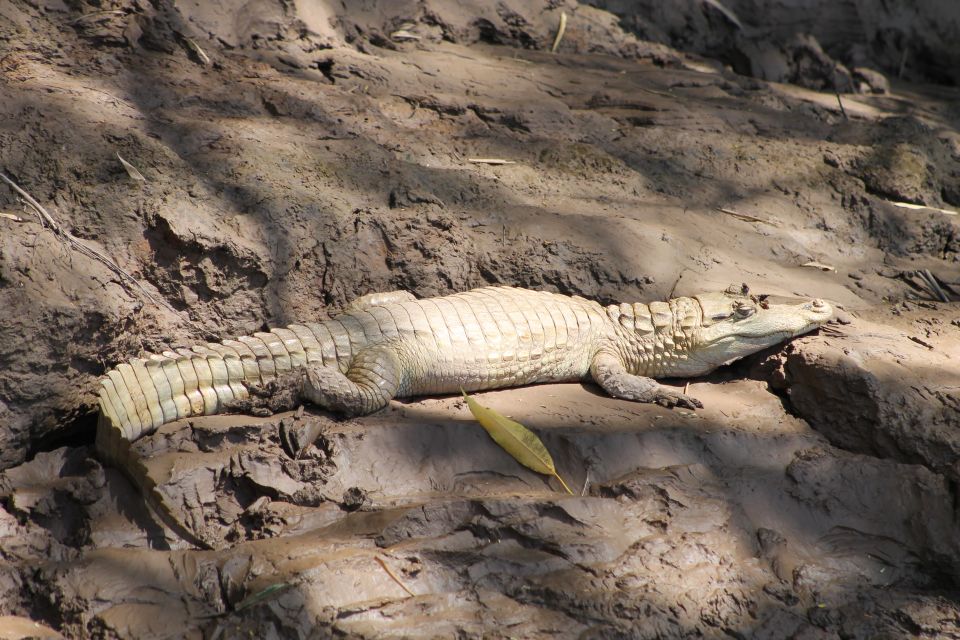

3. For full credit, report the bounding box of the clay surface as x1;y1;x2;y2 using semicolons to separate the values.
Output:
1;0;959;637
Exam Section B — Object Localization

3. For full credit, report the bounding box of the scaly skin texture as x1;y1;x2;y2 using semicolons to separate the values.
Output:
97;285;833;460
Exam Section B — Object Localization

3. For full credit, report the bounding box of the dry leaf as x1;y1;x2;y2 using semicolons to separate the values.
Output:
116;153;146;182
185;38;211;65
802;261;836;272
390;29;421;41
462;390;573;494
551;11;567;53
0;212;24;222
700;0;743;29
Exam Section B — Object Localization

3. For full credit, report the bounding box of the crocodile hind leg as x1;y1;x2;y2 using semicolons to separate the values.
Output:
302;345;402;415
590;352;703;410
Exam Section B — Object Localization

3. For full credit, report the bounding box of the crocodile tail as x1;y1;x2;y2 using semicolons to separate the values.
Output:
95;323;339;459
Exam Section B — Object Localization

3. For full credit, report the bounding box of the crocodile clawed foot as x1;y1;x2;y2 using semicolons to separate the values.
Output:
302;365;368;416
653;389;703;410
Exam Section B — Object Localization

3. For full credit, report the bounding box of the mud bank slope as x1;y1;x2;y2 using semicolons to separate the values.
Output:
1;1;958;638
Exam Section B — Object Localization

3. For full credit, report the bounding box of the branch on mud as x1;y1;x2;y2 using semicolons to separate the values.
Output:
0;172;217;336
915;269;952;303
375;556;417;597
715;207;779;226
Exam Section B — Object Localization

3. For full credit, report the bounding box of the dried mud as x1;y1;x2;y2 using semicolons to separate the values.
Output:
1;0;959;638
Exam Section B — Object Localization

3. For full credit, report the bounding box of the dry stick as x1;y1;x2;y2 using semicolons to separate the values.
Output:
819;324;847;337
468;158;516;165
908;335;935;350
920;269;950;303
0;172;172;311
716;207;777;226
0;173;216;336
375;556;416;597
639;86;673;98
835;92;848;120
890;201;957;216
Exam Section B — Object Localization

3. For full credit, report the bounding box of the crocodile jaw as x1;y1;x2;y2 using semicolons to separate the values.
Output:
687;292;834;371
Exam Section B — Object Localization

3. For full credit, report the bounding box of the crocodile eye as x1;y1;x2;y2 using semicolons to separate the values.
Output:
711;312;731;321
734;303;755;318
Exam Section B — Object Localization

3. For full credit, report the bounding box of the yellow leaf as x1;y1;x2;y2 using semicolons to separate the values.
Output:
462;389;573;494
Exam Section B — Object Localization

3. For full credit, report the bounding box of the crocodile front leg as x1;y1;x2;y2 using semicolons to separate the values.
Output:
302;344;402;415
590;351;703;409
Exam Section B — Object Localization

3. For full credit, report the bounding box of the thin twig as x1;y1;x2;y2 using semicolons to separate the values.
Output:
375;556;416;597
834;92;847;120
0;211;24;222
0;172;181;315
468;158;516;165
890;201;957;216
716;207;778;226
639;86;673;98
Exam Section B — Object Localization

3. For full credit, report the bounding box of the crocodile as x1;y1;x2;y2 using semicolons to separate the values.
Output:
96;285;831;544
98;284;832;453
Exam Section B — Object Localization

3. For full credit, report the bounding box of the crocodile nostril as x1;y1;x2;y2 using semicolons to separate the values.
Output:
812;299;825;308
